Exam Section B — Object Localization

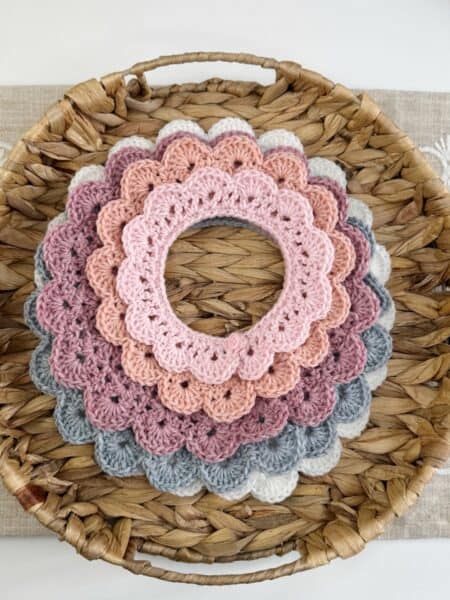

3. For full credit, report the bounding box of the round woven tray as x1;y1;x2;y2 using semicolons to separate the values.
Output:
1;52;449;585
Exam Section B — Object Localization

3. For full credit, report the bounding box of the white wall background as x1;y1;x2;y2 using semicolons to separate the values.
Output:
0;1;449;598
0;0;449;90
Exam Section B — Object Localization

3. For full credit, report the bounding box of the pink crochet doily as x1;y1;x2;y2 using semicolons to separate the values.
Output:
84;133;356;421
119;168;334;381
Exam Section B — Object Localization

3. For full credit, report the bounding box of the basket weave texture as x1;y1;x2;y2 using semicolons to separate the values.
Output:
0;52;449;585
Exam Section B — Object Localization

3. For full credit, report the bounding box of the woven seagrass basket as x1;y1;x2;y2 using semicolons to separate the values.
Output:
1;52;449;585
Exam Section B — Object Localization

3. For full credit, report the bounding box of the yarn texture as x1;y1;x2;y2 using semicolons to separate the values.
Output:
85;130;359;419
25;118;394;502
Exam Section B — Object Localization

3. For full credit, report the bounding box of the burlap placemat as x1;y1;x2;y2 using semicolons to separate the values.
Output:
0;85;448;537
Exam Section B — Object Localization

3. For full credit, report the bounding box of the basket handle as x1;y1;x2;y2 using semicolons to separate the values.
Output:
123;51;302;84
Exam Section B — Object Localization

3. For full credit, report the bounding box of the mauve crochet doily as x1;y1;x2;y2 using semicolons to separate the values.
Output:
25;118;393;503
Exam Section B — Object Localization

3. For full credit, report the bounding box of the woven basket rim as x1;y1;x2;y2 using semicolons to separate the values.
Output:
1;51;449;585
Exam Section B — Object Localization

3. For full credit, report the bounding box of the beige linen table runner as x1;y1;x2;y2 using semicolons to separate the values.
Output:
0;85;449;537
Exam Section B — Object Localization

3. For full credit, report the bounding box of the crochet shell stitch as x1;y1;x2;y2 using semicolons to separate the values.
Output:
25;118;394;503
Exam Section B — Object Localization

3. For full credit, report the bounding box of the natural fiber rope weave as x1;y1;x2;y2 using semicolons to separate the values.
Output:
0;52;449;584
166;225;284;336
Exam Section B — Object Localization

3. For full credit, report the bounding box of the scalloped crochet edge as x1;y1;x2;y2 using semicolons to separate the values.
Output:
26;121;394;502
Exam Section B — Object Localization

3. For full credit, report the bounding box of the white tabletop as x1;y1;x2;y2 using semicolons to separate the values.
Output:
0;0;449;91
0;537;449;599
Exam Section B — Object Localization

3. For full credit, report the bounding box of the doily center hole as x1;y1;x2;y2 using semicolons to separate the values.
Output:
164;218;285;337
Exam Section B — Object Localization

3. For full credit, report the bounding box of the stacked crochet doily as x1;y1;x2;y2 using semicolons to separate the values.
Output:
24;118;393;503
